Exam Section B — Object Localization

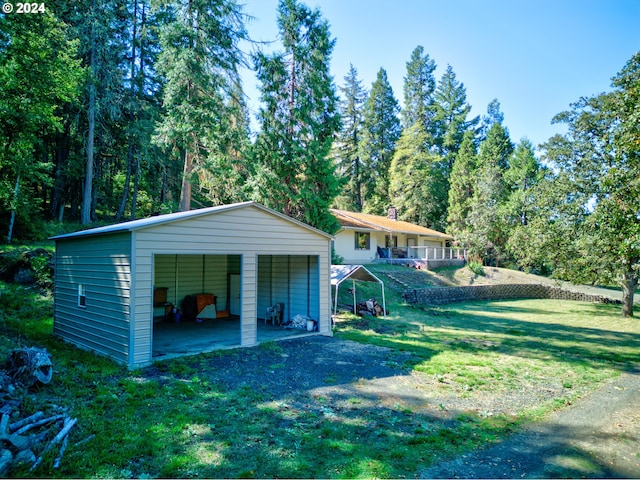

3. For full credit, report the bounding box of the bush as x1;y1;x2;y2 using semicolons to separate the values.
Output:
467;261;485;276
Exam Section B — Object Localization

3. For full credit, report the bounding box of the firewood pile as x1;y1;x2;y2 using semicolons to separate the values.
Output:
357;298;386;317
0;347;77;475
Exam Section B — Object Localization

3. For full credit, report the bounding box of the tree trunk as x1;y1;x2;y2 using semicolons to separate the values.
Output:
179;148;193;212
7;174;20;244
82;15;97;225
621;271;637;317
116;143;133;221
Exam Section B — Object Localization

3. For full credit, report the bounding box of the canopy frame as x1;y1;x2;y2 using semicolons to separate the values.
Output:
331;265;386;321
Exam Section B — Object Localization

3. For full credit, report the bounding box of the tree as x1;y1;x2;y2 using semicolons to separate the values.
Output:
477;98;505;141
464;122;513;264
388;123;447;230
432;65;477;167
359;68;401;214
251;0;341;233
402;45;436;132
0;10;82;241
332;64;367;211
447;130;477;238
154;0;248;212
537;52;640;316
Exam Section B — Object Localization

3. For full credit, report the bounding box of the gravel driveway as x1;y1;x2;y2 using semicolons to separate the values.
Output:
419;367;640;478
173;335;640;478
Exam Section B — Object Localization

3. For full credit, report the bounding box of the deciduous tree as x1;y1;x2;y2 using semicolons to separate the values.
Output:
537;52;640;316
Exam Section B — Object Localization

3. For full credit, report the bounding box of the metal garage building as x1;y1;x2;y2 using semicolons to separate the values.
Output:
51;202;332;368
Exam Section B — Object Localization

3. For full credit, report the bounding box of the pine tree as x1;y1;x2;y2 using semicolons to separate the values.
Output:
154;0;248;212
477;98;505;141
359;68;401;214
333;64;367;211
251;0;341;233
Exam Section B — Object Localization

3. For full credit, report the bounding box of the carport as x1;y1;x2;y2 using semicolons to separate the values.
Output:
52;202;333;369
331;264;386;320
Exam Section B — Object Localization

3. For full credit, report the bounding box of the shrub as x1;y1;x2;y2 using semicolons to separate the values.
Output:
467;261;485;276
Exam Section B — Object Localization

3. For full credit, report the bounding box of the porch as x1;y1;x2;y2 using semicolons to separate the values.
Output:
375;246;467;268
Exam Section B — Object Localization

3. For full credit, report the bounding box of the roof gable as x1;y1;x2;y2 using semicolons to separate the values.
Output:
331;209;453;240
52;202;333;240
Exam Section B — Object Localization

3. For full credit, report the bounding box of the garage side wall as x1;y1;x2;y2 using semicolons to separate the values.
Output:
54;233;132;365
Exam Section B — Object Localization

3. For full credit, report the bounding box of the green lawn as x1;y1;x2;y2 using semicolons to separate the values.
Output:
1;280;638;478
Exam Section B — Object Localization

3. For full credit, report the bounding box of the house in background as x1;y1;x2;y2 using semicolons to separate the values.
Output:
331;208;465;268
52;202;332;369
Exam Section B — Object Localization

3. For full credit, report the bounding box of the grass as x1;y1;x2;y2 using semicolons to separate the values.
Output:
1;267;639;478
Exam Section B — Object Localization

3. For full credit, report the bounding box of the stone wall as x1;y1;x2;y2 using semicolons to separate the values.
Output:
402;283;621;306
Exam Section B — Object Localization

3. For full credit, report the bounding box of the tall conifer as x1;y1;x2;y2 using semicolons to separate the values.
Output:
251;0;341;232
359;68;401;214
333;64;367;211
154;0;248;211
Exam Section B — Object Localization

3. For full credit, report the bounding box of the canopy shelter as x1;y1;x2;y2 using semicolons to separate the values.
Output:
331;265;386;320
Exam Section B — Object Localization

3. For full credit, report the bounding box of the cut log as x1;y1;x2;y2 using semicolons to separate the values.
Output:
5;347;53;387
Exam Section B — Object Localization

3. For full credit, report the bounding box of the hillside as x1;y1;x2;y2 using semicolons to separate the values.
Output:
363;264;635;305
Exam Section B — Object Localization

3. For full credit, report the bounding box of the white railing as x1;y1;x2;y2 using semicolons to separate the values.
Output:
378;246;467;262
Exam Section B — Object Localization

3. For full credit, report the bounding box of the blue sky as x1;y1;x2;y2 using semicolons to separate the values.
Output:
240;0;640;149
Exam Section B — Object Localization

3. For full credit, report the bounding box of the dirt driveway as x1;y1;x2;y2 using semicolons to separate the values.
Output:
420;367;640;478
169;335;640;478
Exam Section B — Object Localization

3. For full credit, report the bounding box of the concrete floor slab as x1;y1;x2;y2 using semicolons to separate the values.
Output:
152;317;314;361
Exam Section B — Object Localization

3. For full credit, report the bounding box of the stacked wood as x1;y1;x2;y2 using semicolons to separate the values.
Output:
0;411;76;475
0;346;78;474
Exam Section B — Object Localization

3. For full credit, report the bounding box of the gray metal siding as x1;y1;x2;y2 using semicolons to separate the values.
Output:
56;204;330;368
154;254;232;312
54;233;132;364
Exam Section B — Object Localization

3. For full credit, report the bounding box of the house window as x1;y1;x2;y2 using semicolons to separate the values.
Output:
354;232;370;250
78;284;86;308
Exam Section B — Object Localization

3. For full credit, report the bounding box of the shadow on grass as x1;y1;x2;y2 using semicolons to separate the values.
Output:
354;300;640;374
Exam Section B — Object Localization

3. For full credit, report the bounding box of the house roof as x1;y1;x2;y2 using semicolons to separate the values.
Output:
330;209;453;240
51;201;333;240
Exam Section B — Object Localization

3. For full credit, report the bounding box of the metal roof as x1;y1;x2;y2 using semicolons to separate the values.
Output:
51;201;333;240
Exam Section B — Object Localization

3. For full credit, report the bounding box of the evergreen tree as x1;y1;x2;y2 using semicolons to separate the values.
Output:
332;64;367;211
359;68;401;214
154;0;248;212
477;98;505;141
251;0;341;233
446;130;477;238
388;123;447;230
402;45;436;133
432;65;477;168
464;122;514;264
503;139;544;227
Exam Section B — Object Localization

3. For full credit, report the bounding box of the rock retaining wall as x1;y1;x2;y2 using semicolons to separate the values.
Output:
402;284;621;306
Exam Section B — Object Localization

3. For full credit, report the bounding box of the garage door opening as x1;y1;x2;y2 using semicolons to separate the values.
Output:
152;254;242;359
256;254;320;343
